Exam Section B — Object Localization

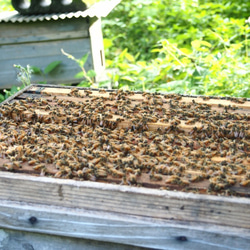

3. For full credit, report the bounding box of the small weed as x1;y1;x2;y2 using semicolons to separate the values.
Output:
61;49;96;87
0;64;33;102
14;64;33;86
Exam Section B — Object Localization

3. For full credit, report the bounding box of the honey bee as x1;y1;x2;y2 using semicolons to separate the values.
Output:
86;174;97;181
70;88;79;94
40;168;47;176
15;145;23;153
95;168;108;178
240;179;250;187
84;90;92;95
36;154;45;162
64;166;72;174
99;89;107;93
55;170;63;178
110;168;124;178
6;146;17;155
165;175;180;184
33;164;45;170
185;119;196;125
180;179;190;186
150;173;163;181
202;96;210;101
128;173;137;184
21;155;28;162
40;98;48;105
3;163;14;171
45;151;54;159
91;142;100;150
12;161;22;168
189;174;206;182
209;182;226;191
155;165;168;175
124;167;134;173
226;177;236;186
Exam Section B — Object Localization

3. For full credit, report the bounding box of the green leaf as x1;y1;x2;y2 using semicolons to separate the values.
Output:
74;72;85;79
103;38;113;49
200;41;212;48
191;40;202;50
125;52;135;63
79;54;89;67
44;61;62;74
0;94;5;103
10;86;18;95
77;80;91;87
87;70;96;78
98;80;110;88
30;66;42;75
121;76;135;82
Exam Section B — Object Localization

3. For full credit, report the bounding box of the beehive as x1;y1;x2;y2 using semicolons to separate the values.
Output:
0;84;249;249
0;0;120;89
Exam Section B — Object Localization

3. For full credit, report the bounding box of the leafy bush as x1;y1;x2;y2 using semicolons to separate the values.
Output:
103;0;250;97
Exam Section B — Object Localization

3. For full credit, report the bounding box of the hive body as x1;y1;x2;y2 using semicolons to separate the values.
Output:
0;85;249;249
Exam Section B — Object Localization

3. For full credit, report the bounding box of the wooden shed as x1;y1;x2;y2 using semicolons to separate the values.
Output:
0;0;120;89
0;85;249;249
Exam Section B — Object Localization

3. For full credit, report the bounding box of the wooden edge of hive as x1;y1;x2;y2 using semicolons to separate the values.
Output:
0;171;249;203
0;171;249;229
26;85;250;109
0;199;249;249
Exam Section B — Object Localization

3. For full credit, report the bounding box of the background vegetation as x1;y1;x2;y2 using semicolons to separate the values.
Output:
102;0;250;97
0;0;249;98
0;0;13;11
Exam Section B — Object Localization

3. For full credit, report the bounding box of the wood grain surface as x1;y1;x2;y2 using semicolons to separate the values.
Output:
0;199;249;249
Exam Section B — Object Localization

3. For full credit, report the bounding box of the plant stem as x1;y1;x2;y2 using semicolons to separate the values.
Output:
61;49;93;85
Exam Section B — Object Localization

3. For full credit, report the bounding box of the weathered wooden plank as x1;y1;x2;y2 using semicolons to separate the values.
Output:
0;38;91;60
0;172;249;229
0;19;89;45
0;39;92;88
0;229;147;250
0;200;249;250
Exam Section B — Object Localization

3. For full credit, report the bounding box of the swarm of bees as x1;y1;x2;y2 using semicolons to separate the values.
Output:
0;87;249;196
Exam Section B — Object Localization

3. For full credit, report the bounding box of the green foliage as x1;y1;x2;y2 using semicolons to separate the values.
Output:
0;0;249;97
0;0;14;12
1;85;21;100
43;60;62;74
103;0;250;97
29;60;62;84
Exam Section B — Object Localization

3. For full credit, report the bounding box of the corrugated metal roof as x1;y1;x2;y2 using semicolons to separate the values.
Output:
0;0;121;23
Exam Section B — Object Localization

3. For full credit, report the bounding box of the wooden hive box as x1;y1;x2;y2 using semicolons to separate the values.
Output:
0;0;120;89
0;84;249;249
